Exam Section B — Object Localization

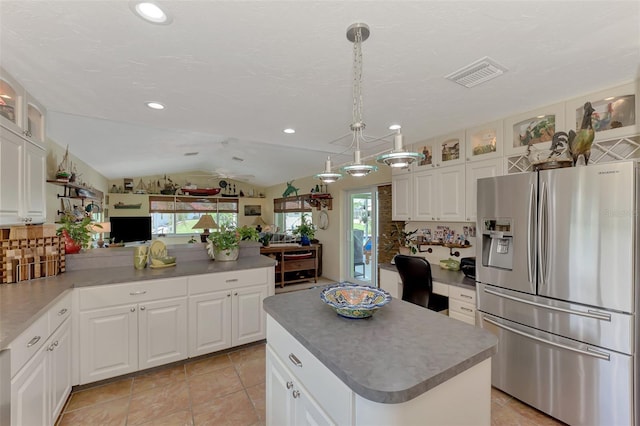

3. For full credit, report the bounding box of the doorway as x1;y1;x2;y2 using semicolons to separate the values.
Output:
345;188;377;286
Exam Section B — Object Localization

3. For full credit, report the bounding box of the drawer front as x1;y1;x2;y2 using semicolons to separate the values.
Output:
48;290;72;332
449;298;476;318
267;316;352;425
432;281;449;297
449;286;476;304
450;311;476;325
10;312;49;377
283;259;315;271
79;277;187;310
189;268;268;295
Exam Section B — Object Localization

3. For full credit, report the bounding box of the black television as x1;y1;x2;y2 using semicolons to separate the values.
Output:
109;216;152;244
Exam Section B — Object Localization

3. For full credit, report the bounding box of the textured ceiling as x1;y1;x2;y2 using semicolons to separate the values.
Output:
1;1;638;186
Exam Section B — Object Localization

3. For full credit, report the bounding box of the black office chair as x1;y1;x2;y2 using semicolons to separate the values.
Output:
394;255;448;312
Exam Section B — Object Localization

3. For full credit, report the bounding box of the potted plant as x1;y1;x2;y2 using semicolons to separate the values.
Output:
382;223;418;255
207;225;241;261
237;225;260;242
259;232;273;247
57;214;99;254
293;214;316;246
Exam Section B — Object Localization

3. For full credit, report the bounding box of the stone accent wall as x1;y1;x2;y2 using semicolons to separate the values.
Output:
377;184;402;265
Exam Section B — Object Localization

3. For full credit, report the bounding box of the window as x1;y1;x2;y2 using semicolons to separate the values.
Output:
273;196;313;234
149;196;238;236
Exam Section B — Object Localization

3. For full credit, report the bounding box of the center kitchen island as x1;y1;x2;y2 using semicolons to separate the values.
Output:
263;287;498;426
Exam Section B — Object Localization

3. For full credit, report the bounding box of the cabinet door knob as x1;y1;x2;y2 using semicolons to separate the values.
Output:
58;308;68;316
286;381;293;389
48;344;55;351
131;307;136;312
234;292;238;296
227;293;231;297
140;306;146;310
292;390;300;399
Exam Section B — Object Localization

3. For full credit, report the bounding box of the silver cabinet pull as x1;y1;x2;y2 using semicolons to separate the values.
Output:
58;308;68;316
47;344;55;351
286;381;293;389
54;340;59;346
130;290;147;295
234;292;238;296
461;306;474;313
26;336;41;347
292;390;300;398
288;353;303;368
225;279;238;283
140;306;146;310
227;293;231;297
130;307;136;312
459;293;473;300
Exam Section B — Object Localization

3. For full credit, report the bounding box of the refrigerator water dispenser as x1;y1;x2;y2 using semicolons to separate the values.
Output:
481;219;513;270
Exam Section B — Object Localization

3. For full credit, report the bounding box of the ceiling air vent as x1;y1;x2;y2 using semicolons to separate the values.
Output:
445;56;508;88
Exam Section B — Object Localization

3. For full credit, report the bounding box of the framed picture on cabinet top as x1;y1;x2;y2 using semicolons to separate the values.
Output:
437;131;465;166
465;121;503;161
413;138;437;170
564;82;638;142
504;103;565;155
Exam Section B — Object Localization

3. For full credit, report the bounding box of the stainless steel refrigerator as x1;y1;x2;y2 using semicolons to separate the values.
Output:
476;160;638;426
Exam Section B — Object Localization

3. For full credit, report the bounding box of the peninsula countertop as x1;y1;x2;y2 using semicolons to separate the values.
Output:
0;255;276;350
263;286;497;404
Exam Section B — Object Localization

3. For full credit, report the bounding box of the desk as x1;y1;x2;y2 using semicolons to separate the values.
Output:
260;244;321;288
379;263;477;325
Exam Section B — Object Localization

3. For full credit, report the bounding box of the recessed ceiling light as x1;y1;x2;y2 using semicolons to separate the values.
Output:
146;101;165;110
283;128;295;134
130;1;172;25
389;124;401;130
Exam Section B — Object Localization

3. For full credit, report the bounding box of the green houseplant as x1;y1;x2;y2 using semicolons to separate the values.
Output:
293;214;316;246
382;223;418;255
207;225;241;261
237;225;260;242
57;214;99;253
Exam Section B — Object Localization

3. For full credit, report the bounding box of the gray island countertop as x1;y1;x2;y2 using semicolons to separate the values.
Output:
263;286;497;404
0;255;276;350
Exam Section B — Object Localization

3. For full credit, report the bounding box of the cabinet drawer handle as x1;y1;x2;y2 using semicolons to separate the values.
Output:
459;294;473;300
286;381;293;389
288;353;303;368
225;279;238;283
58;308;68;316
130;290;147;295
26;336;41;347
292;390;300;398
461;306;474;313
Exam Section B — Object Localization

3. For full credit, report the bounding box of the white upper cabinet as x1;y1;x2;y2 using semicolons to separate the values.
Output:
391;172;412;221
465;121;503;162
0;67;46;145
465;158;503;222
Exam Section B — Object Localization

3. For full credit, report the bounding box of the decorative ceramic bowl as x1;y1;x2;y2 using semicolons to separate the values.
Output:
320;283;391;319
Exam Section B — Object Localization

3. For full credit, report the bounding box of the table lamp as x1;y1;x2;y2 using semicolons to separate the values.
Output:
252;216;268;232
192;214;218;242
92;222;111;248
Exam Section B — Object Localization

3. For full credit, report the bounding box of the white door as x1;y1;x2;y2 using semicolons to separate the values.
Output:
346;188;378;286
293;379;336;426
188;290;232;357
438;164;466;221
138;297;188;370
266;347;295;426
465;158;503;222
11;345;48;426
391;174;411;221
49;319;72;423
79;305;138;384
233;284;268;346
413;169;437;221
0;129;23;225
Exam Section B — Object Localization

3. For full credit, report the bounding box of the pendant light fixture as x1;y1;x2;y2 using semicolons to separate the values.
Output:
341;23;378;177
315;156;342;184
376;129;425;168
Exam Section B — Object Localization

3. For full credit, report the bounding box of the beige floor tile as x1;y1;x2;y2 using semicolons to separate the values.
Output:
186;353;233;377
189;366;244;406
127;381;191;425
245;384;266;422
235;357;266;388
137;409;194;426
133;364;187;394
64;378;132;412
192;390;259;426
58;396;129;426
491;386;514;407
228;344;265;365
508;397;565;425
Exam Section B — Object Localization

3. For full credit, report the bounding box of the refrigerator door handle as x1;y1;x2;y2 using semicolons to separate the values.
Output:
527;183;535;284
537;181;548;287
483;287;612;321
482;315;611;361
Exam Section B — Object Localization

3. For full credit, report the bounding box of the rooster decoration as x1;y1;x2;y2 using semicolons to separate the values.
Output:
554;102;596;165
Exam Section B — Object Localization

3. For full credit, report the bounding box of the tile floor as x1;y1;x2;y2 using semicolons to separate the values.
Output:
57;342;564;426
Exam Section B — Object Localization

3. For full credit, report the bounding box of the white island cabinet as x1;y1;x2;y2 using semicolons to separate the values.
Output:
264;288;497;426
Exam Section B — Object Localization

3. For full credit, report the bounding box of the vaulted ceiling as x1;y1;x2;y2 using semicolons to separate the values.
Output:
1;1;638;186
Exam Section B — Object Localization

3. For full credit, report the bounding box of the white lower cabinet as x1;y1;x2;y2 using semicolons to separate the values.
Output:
379;268;402;299
188;269;269;357
10;296;72;426
448;287;476;325
77;277;188;384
